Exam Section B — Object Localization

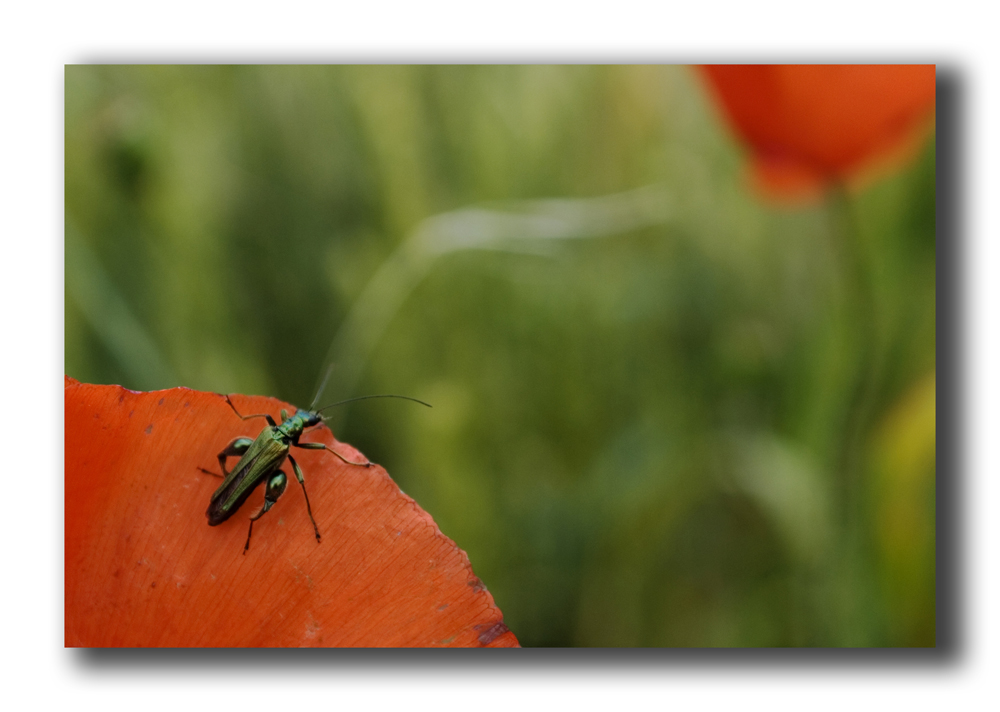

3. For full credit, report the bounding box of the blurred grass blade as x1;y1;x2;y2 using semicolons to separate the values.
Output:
418;183;672;254
316;184;672;409
66;224;176;390
729;432;833;565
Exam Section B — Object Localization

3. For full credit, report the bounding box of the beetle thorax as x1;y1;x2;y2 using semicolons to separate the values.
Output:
278;410;321;439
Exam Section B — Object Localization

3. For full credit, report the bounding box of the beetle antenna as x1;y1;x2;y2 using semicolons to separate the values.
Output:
317;394;432;415
309;364;336;410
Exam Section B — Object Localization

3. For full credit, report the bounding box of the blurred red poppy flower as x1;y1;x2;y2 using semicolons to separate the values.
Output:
65;376;518;647
699;65;935;201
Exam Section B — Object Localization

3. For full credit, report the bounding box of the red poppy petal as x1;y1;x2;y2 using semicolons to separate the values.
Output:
700;65;935;201
65;376;518;647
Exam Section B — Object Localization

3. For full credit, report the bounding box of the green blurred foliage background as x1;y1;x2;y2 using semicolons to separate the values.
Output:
65;65;935;647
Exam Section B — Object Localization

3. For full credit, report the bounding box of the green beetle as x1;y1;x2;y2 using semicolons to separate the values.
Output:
204;393;429;553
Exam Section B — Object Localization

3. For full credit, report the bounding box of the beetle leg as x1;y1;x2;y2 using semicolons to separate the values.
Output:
243;471;288;554
224;395;277;427
295;440;372;468
216;436;255;477
288;454;321;543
